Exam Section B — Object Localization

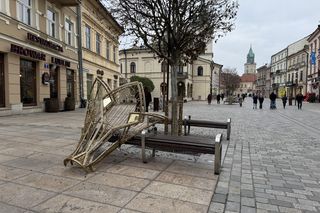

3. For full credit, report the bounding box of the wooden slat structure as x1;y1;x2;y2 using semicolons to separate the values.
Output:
64;78;166;171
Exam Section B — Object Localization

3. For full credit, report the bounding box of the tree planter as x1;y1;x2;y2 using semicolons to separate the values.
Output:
64;97;75;111
44;98;59;112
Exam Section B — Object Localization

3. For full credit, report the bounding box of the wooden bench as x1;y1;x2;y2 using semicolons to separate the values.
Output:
127;132;223;174
183;116;231;140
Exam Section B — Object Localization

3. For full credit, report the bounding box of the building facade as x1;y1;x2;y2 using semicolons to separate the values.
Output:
81;0;123;100
307;25;320;101
286;37;308;98
119;43;221;101
0;0;79;116
244;46;256;74
238;46;257;95
271;48;288;97
256;64;268;96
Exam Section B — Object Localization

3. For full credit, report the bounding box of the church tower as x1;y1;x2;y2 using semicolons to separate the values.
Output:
244;45;256;74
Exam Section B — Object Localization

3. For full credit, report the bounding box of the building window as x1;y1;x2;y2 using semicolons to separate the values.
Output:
47;8;56;37
106;41;110;60
65;19;73;46
85;25;91;49
197;66;203;76
86;73;93;99
20;59;36;106
161;61;167;72
96;33;101;55
113;46;116;62
17;0;31;25
300;71;303;81
130;62;136;73
120;63;122;73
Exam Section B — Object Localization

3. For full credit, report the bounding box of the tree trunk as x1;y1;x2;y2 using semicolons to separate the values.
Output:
170;54;179;136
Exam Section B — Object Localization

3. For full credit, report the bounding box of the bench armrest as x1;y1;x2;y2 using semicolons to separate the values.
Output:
214;133;223;175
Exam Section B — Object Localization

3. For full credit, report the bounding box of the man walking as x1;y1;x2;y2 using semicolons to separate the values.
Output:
217;94;221;104
258;94;264;109
269;92;277;109
252;93;258;109
282;93;288;109
296;92;304;110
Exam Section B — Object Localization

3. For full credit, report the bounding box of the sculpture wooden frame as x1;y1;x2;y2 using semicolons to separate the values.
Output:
64;78;166;171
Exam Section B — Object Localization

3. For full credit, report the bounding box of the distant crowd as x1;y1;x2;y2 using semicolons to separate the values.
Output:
207;92;305;110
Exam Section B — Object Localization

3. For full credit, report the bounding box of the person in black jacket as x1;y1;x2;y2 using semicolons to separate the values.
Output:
144;87;152;112
252;93;258;109
269;92;277;109
296;92;304;110
258;94;264;109
282;93;288;109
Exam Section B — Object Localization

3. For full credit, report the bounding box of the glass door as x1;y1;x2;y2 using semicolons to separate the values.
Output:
49;64;59;99
20;59;36;106
66;69;74;97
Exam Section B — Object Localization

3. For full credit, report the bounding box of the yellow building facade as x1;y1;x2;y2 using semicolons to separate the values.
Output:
81;0;123;100
0;0;79;116
119;44;222;102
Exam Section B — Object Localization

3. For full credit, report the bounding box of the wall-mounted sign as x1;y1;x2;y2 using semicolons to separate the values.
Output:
42;72;50;85
27;33;63;52
51;57;70;67
10;44;46;61
44;63;49;69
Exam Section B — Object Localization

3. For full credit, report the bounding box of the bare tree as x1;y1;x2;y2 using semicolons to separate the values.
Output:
220;68;240;96
106;0;238;135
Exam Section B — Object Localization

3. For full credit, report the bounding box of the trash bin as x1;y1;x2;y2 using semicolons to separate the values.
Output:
153;97;159;112
289;97;292;106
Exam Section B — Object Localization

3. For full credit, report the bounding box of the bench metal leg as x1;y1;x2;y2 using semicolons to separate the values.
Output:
227;118;231;140
141;130;147;163
214;133;222;175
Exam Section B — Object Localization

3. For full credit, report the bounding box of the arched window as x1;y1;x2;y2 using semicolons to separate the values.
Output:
197;66;203;76
130;62;136;73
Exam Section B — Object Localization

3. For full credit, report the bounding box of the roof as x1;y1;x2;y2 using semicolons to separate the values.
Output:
241;74;256;82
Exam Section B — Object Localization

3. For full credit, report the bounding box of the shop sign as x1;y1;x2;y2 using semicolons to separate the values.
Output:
27;33;63;52
10;44;46;61
51;57;70;67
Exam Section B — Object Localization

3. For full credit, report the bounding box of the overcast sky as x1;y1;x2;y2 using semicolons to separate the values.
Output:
213;0;320;75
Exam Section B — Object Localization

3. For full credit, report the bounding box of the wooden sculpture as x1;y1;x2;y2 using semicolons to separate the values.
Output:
64;78;166;171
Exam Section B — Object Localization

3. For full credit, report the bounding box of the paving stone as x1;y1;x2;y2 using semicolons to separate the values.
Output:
33;194;120;212
126;192;208;213
212;193;227;203
225;201;240;212
241;197;255;207
143;181;212;205
241;206;256;213
208;202;225;213
269;199;294;208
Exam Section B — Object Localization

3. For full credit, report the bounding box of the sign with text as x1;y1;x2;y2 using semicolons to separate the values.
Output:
10;44;46;61
27;33;63;52
51;57;71;67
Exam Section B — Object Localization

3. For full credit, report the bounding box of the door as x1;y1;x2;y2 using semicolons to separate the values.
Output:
66;69;75;97
86;73;93;99
49;64;59;99
20;59;37;106
0;54;4;107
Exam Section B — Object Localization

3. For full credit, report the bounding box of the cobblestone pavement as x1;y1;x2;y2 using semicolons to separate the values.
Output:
190;99;320;213
0;99;319;213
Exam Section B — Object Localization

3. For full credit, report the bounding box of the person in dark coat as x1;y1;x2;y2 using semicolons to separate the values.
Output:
282;94;288;109
217;94;221;104
296;92;304;110
144;87;152;112
207;94;212;105
252;93;258;109
269;92;277;109
258;94;264;109
221;93;224;102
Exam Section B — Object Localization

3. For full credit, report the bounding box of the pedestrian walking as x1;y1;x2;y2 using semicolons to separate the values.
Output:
221;93;224;102
144;87;152;112
207;94;212;105
252;93;258;109
269;92;277;109
217;94;221;104
238;95;243;107
296;92;304;110
258;94;264;109
282;94;288;109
